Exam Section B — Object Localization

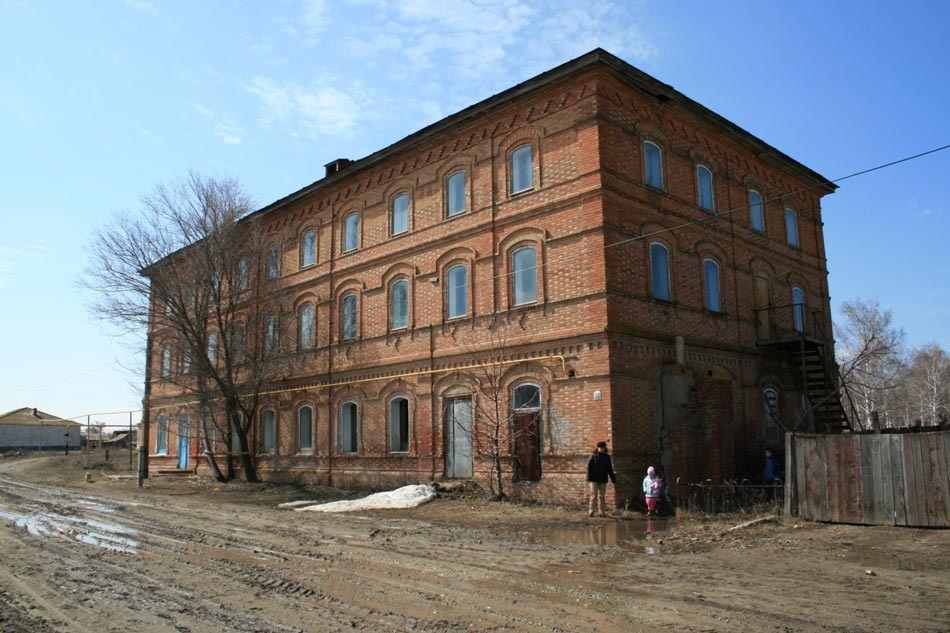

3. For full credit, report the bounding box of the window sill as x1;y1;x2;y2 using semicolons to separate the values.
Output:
509;187;535;197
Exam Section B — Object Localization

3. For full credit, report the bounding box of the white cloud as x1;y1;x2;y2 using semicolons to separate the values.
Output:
122;0;157;15
192;104;244;145
244;76;372;139
0;243;49;288
912;208;939;218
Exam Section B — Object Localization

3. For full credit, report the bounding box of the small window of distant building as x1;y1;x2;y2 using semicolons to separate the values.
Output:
510;144;534;194
650;242;671;301
644;141;663;190
297;405;313;452
156;416;168;454
266;245;280;279
388;396;410;453
697;165;714;212
264;314;278;355
446;170;466;217
703;259;722;313
391;193;409;236
343;213;359;253
390;278;409;331
511;245;538;306
785;208;799;247
749;190;764;233
340;401;358;453
341;292;358;341
298;303;315;350
301;230;316;268
261;408;276;454
446;264;468;319
792;287;805;333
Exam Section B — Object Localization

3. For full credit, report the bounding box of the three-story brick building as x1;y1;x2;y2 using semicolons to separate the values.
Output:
146;49;844;507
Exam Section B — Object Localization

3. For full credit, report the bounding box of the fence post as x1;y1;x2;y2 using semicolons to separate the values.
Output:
785;432;795;517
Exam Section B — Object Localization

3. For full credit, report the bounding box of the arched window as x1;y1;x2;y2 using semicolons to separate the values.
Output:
341;292;358;340
650;242;671;301
644;141;663;189
697;165;714;212
749;190;764;232
792;287;805;333
298;303;315;349
510;144;534;194
785;208;799;247
300;230;316;268
161;346;172;378
237;258;249;291
297;405;313;452
703;259;722;313
446;170;466;217
343;212;359;253
513;383;541;410
511;245;537;306
391;193;409;236
446;264;467;319
388;396;410;453
390;278;409;331
207;331;218;365
339;401;358;453
261;408;276;454
763;388;781;444
264;314;278;355
266;245;280;279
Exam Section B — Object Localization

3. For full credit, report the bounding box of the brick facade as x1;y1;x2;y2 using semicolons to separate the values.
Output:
146;49;836;508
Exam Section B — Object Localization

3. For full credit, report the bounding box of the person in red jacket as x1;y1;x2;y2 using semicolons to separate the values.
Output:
586;441;617;517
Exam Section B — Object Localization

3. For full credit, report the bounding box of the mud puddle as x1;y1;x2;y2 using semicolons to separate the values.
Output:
526;517;672;552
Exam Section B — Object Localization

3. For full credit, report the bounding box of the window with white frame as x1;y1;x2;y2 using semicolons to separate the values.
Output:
343;212;359;253
298;303;315;350
266;245;280;279
261;408;276;454
301;230;316;268
446;264;467;319
511;245;537;306
156;416;168;454
650;242;671;301
161;346;172;378
341;292;357;341
297;405;313;452
510;144;534;194
749;190;764;233
703;259;722;313
785;208;799;247
446;170;466;217
697;165;714;212
391;193;409;236
339;401;358;453
390;278;409;331
644;141;663;189
388;396;410;453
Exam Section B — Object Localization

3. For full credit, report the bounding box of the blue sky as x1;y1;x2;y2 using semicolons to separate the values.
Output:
1;0;947;423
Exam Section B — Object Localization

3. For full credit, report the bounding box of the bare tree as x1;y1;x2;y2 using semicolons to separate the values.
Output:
904;342;950;426
82;172;278;482
834;298;905;429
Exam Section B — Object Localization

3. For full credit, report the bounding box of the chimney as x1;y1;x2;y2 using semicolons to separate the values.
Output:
32;407;38;417
324;158;352;178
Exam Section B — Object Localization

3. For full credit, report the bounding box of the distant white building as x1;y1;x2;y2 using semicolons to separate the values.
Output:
0;407;81;451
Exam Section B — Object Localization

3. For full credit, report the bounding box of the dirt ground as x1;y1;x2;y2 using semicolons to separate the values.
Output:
0;453;947;633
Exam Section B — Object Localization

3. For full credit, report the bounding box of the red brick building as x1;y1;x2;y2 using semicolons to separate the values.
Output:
146;49;845;507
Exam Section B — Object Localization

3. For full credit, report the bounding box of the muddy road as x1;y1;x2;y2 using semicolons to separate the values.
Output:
0;454;947;632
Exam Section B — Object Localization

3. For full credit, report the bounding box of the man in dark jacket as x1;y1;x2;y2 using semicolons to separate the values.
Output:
586;440;617;517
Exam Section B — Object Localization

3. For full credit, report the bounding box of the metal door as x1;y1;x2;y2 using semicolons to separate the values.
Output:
444;397;473;478
177;415;189;469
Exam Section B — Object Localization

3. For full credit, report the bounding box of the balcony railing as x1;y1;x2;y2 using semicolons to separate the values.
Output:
754;304;825;345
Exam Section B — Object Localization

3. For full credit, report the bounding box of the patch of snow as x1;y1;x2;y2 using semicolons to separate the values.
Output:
293;484;436;513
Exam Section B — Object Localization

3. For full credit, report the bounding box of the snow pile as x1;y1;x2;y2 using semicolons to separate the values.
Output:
287;484;437;513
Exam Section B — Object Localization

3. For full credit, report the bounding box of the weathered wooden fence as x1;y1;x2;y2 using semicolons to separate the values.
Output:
786;430;950;527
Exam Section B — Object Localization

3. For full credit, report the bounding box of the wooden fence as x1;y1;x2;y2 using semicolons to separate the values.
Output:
785;430;950;527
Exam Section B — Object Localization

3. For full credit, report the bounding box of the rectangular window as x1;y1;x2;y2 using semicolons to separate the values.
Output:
510;144;533;194
156;417;168;454
749;190;764;232
343;213;359;253
265;315;278;355
390;279;409;330
340;402;358;453
644;141;663;189
447;265;467;319
299;303;315;349
512;246;537;305
261;409;276;454
391;193;409;236
447;171;466;216
301;230;316;268
298;407;313;452
650;243;671;301
266;245;280;279
342;293;357;340
161;347;172;378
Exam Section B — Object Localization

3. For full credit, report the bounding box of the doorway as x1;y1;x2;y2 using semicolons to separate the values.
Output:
444;397;473;478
